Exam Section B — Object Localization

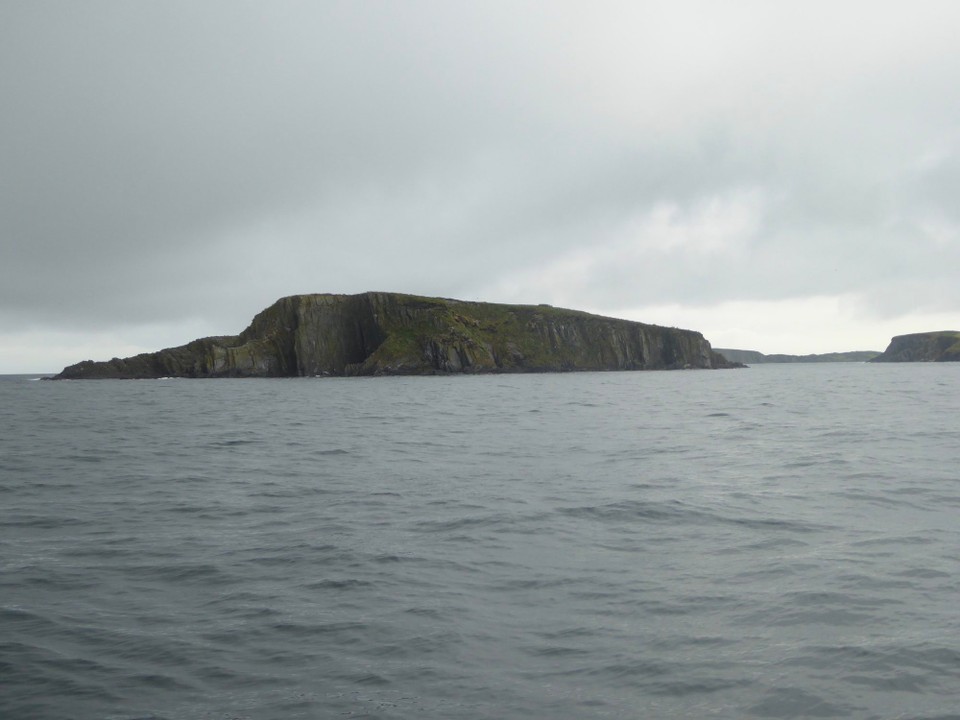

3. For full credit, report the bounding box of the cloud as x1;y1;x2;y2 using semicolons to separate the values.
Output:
2;1;960;371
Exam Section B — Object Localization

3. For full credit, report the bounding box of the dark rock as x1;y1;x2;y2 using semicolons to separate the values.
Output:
53;292;742;379
869;331;960;362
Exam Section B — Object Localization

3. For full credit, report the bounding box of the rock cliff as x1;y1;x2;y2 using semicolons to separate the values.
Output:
869;331;960;362
53;292;739;379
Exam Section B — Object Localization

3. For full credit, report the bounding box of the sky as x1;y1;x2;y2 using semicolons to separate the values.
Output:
3;1;960;372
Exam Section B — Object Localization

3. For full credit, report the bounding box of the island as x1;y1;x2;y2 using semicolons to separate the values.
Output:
869;331;960;362
714;349;880;364
52;292;740;379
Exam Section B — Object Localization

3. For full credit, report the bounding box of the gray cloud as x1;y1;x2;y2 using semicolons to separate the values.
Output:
3;1;960;369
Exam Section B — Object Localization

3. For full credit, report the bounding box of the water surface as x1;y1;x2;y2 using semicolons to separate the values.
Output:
2;365;958;718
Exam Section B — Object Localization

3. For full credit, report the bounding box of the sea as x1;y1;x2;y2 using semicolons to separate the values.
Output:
1;363;958;720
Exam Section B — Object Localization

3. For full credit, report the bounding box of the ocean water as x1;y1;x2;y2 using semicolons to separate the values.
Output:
1;364;959;720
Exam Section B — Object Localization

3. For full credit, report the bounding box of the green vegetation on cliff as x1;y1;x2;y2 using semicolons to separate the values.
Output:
870;331;960;363
54;292;739;379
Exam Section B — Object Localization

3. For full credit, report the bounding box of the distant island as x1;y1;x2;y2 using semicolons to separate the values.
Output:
53;292;741;379
869;331;960;362
717;330;960;364
714;349;881;364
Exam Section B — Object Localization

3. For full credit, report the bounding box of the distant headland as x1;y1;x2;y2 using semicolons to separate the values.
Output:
714;349;881;364
869;331;960;362
716;330;960;365
52;292;741;379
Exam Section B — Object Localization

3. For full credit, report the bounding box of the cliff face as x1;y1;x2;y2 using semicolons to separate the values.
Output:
870;331;960;363
54;292;739;379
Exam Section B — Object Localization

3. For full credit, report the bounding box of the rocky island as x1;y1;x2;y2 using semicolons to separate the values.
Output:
53;292;739;379
870;331;960;362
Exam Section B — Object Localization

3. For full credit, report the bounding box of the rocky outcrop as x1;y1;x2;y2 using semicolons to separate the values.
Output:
869;331;960;363
715;349;880;364
53;292;740;379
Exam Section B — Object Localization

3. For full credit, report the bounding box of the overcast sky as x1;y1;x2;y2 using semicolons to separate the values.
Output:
3;1;960;372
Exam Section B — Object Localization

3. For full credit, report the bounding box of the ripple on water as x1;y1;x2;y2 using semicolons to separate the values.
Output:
2;366;959;719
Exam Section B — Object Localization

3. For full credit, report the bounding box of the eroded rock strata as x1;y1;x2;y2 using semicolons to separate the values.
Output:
54;292;739;378
870;331;960;362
